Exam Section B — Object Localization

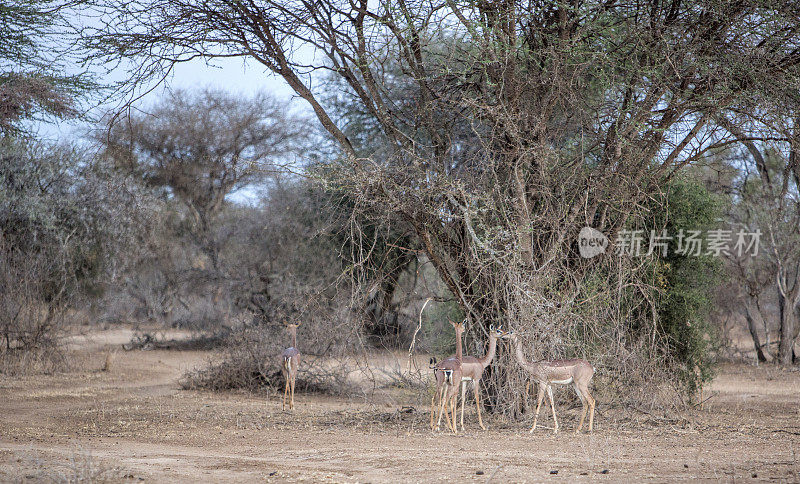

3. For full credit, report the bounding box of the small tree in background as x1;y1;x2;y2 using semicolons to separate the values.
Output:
0;139;151;372
727;145;800;364
103;88;305;273
100;89;308;328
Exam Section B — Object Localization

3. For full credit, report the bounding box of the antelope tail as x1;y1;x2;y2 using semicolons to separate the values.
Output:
443;369;454;385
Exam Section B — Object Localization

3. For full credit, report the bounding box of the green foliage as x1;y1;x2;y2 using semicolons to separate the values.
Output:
652;176;727;398
421;299;464;357
571;176;725;405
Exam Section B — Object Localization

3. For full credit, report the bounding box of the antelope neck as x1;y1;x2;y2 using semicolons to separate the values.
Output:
512;337;538;373
455;328;464;363
478;334;498;368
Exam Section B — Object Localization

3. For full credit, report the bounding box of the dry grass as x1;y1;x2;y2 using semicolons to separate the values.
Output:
0;346;69;376
26;451;123;483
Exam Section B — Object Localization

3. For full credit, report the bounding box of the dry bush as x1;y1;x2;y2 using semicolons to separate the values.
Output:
0;248;71;375
182;291;360;396
1;137;155;373
98;201;240;332
181;326;352;395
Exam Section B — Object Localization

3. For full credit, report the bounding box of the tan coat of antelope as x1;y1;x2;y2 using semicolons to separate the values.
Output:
502;331;595;433
430;320;465;433
433;325;506;431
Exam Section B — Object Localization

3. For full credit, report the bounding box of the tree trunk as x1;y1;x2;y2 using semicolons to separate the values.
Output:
777;264;800;365
744;299;768;362
363;251;412;346
792;304;800;364
363;279;400;343
778;290;796;364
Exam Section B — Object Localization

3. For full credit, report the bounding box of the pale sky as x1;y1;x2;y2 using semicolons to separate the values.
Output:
35;55;308;143
32;55;318;203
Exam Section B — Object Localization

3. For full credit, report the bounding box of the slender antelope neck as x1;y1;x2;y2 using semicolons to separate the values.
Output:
479;333;499;368
290;327;297;348
512;336;536;372
505;333;596;434
454;326;463;362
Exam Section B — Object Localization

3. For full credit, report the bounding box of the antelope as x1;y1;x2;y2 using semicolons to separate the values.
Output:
280;322;301;411
430;320;465;433
456;325;506;431
502;330;595;433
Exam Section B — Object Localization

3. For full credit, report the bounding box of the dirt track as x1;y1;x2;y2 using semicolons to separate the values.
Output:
2;329;800;482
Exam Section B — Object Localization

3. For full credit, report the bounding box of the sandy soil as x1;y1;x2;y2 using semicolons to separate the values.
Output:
2;328;800;483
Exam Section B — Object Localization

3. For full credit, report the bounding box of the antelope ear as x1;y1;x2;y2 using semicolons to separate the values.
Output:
489;324;495;331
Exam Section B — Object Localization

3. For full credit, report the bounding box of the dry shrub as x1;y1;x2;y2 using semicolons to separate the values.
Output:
470;252;704;418
182;293;360;396
0;249;71;375
181;325;353;395
1;138;151;375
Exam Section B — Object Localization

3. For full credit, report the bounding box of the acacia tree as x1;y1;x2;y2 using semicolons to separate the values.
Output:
0;0;95;134
85;1;800;407
103;88;304;273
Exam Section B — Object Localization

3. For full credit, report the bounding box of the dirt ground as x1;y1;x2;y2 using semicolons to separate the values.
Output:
2;328;800;483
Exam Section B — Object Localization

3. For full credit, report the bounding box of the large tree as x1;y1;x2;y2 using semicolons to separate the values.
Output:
84;0;800;406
